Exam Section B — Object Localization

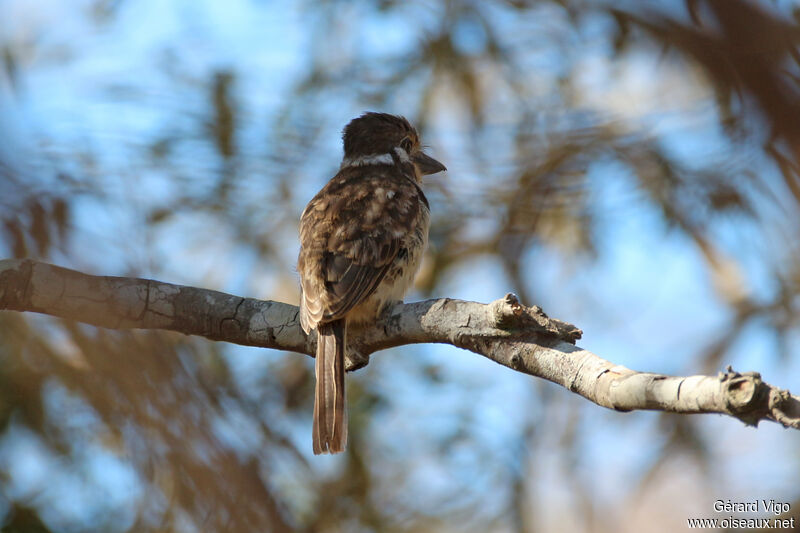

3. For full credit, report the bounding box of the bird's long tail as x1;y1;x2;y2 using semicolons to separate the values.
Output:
313;319;347;454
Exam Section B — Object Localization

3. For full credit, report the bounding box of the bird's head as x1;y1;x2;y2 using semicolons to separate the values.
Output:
341;112;446;177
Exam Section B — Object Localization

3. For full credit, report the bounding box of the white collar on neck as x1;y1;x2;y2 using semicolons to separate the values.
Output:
340;147;411;169
340;152;393;169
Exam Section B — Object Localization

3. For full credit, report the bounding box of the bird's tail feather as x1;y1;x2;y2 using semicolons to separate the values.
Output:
313;319;347;454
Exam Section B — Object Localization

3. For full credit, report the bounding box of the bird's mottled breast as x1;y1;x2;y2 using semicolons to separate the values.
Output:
300;167;428;252
298;165;430;325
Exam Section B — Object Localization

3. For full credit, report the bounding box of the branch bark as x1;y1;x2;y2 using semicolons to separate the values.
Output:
2;258;798;430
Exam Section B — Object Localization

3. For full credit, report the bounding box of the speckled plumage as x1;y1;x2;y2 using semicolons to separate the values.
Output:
298;112;445;454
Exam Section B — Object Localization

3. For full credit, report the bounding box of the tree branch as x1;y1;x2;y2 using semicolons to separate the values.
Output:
2;258;798;430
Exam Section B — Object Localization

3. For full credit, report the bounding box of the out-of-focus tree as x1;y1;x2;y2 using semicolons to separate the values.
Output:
1;0;799;531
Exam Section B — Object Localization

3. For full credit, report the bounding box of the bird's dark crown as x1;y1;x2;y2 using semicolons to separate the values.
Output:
342;112;420;158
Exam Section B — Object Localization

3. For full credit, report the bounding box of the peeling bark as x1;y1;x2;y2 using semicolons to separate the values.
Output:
2;258;798;430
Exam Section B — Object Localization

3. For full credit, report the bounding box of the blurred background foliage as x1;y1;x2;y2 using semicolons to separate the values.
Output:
1;0;800;531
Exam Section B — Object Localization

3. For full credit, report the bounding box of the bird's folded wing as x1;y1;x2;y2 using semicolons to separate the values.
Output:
320;237;400;320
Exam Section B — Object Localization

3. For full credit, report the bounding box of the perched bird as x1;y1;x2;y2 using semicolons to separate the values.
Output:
298;112;446;454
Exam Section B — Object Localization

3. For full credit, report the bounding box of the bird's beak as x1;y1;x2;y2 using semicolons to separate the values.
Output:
413;152;447;175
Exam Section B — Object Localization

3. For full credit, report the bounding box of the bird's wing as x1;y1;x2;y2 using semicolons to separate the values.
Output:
298;167;422;327
320;238;400;320
299;224;401;326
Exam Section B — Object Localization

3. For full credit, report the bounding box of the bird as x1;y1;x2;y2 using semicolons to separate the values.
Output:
297;112;446;454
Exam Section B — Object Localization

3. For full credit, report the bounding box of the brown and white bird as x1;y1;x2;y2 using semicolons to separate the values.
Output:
297;112;446;454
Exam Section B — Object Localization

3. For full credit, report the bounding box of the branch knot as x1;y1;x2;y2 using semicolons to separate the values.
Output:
488;293;582;343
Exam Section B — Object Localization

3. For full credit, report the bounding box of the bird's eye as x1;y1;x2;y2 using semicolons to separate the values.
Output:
400;137;413;153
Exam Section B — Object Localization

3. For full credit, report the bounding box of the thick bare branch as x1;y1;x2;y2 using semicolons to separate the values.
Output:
1;258;798;430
